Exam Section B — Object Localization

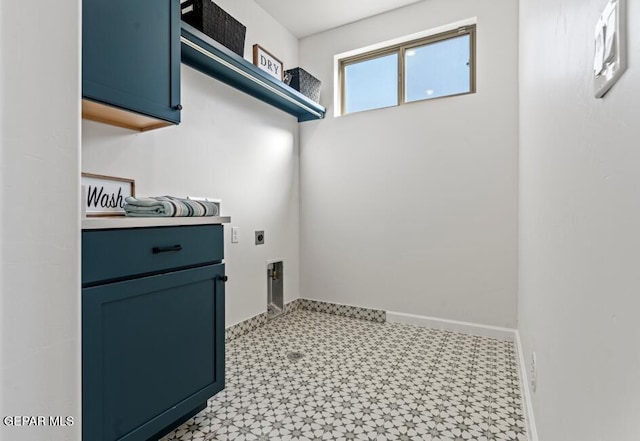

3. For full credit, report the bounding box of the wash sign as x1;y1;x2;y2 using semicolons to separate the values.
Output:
81;173;135;217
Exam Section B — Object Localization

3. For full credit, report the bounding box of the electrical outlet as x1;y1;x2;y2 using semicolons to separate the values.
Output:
530;352;537;393
231;227;239;243
255;230;265;245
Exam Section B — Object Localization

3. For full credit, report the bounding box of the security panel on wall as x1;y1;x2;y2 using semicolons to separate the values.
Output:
594;0;626;98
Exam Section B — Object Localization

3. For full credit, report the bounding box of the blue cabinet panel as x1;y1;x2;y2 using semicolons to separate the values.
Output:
83;265;225;441
82;225;224;286
83;0;181;125
82;225;226;440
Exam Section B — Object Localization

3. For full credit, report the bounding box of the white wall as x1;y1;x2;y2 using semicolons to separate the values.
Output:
519;0;640;440
298;0;519;328
0;0;81;440
213;0;298;71
82;0;301;327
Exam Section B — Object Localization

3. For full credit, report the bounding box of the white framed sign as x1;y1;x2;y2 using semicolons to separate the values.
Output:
253;44;284;81
81;173;135;217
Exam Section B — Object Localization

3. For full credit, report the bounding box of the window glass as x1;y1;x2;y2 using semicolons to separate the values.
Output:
338;25;475;116
405;34;471;102
343;53;398;114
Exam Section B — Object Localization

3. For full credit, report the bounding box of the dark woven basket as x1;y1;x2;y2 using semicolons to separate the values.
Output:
181;1;246;57
285;68;321;103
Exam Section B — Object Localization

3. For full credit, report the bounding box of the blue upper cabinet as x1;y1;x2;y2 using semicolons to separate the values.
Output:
82;0;181;131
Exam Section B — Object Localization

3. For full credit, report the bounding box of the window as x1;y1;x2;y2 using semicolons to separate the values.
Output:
339;25;476;115
343;53;398;114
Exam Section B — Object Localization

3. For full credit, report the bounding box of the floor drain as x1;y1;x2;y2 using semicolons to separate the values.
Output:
287;351;304;361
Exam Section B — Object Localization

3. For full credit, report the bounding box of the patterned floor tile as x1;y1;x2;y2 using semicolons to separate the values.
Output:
162;309;527;441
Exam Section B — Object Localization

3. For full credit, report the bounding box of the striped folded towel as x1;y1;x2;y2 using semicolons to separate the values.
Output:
124;196;219;217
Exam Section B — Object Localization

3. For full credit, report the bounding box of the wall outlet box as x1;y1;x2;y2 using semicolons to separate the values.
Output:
530;352;537;393
231;227;239;243
255;230;265;245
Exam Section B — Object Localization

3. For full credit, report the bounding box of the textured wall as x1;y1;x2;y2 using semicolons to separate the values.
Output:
0;0;81;439
519;0;640;439
299;0;519;328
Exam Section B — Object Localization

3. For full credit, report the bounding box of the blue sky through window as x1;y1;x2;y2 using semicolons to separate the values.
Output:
341;32;472;114
405;34;470;102
344;53;398;114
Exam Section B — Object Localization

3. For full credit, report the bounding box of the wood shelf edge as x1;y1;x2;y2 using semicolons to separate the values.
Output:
82;99;173;132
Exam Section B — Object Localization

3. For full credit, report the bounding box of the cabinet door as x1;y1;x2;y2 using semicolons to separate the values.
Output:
82;264;225;441
83;0;181;124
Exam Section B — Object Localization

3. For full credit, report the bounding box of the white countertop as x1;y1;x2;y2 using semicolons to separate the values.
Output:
82;216;231;230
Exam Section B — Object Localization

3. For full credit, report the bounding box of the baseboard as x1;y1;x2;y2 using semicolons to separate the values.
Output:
225;298;386;341
386;311;516;341
297;297;386;323
515;330;539;441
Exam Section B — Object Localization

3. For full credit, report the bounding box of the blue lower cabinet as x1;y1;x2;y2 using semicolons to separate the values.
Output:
82;226;225;440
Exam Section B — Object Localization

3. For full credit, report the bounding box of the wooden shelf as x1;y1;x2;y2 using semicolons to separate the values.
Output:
82;99;173;132
180;22;326;122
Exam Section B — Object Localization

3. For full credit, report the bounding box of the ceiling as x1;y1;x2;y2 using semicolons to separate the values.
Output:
254;0;425;39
